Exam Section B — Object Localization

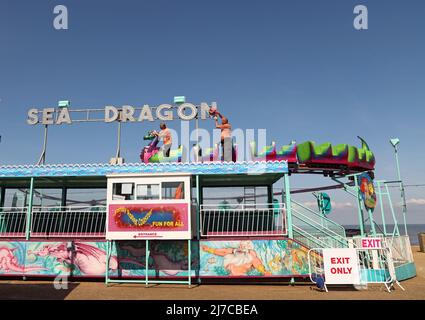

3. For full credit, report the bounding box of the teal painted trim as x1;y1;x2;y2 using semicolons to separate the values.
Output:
284;174;293;238
360;269;390;283
0;160;289;178
25;177;34;240
106;279;191;284
395;262;417;281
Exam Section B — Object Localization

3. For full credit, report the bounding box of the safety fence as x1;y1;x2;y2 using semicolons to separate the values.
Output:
200;203;286;237
307;245;399;293
383;235;414;266
0;206;106;238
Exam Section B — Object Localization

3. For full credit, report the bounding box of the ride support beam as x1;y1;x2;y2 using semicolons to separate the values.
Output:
25;177;34;240
196;175;201;285
376;181;388;235
283;173;293;239
145;239;150;287
353;176;365;236
105;240;111;286
61;187;67;207
188;239;192;288
0;187;5;207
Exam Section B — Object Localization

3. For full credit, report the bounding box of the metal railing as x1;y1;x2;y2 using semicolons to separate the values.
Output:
291;200;348;248
0;207;28;238
30;206;106;238
200;203;286;237
0;206;106;238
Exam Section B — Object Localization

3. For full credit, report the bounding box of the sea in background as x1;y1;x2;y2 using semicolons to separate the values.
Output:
344;224;425;245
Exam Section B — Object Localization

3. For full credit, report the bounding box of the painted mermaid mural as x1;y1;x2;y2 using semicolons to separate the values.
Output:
201;241;270;276
200;239;311;277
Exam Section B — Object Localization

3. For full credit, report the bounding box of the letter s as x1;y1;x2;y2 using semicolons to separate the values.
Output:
27;108;39;125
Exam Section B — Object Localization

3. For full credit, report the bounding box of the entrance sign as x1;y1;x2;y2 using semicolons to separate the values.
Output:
106;203;190;240
27;102;213;125
322;248;360;285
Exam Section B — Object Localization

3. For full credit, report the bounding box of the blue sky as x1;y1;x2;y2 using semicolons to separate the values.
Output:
0;0;424;223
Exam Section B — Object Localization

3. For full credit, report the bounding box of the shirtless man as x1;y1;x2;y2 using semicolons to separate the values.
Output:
201;241;271;276
214;112;232;162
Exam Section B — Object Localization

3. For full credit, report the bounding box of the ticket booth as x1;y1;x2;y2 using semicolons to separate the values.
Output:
104;173;193;286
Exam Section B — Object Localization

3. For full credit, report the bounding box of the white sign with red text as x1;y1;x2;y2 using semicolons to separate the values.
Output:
361;238;383;249
323;248;360;285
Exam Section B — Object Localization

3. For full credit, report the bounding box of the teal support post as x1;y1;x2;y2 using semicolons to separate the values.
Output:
367;208;377;236
105;240;110;286
394;147;408;236
196;175;201;285
25;177;34;240
196;175;201;241
354;177;365;236
283;174;293;238
376;181;387;235
145;239;149;287
385;184;400;236
188;239;191;288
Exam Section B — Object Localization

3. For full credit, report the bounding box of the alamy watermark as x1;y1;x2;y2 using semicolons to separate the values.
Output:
53;5;68;30
354;5;368;30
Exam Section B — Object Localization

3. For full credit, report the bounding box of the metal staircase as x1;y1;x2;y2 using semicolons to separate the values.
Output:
291;200;349;249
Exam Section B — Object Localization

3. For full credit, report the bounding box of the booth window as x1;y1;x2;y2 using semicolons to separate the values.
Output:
136;184;160;200
162;182;185;200
112;183;134;200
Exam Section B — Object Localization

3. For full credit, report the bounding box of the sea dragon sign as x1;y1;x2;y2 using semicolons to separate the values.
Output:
27;102;215;125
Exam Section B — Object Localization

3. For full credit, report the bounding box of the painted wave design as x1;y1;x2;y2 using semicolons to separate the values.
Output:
0;161;288;177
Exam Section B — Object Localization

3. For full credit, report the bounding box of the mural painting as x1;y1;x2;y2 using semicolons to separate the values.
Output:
200;239;312;277
0;239;314;278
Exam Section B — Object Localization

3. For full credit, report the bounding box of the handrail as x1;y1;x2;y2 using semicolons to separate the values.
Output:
291;207;348;246
291;200;346;234
292;206;345;236
293;225;330;248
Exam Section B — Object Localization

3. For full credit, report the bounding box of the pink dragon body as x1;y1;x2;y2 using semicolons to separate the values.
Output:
30;242;145;275
0;247;47;273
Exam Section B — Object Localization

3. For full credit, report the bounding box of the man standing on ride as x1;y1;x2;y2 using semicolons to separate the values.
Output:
153;122;172;157
214;112;232;161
